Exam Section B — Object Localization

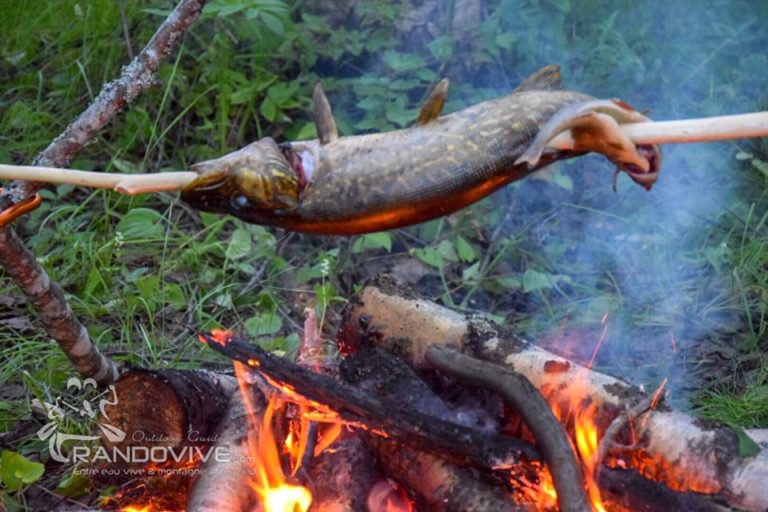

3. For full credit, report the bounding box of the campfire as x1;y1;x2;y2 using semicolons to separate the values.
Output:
91;276;768;512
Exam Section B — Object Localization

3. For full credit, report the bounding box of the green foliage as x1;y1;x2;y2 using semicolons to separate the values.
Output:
0;450;44;492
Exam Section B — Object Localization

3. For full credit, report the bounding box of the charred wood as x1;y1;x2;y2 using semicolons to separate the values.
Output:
101;368;237;455
424;345;590;512
200;332;540;471
297;308;383;512
373;439;527;512
305;427;381;512
339;275;768;512
598;467;731;512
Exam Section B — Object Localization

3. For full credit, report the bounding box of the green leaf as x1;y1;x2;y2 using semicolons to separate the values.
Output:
436;240;459;262
462;261;482;284
455;236;477;262
111;158;141;174
56;470;91;497
244;313;283;337
522;269;567;293
136;275;159;301
0;450;44;491
260;12;284;36
383;51;426;72
751;158;768;177
730;425;761;458
314;282;339;312
226;228;252;260
411;247;443;268
162;283;187;310
352;232;392;253
428;35;453;61
115;208;163;240
260;97;277;122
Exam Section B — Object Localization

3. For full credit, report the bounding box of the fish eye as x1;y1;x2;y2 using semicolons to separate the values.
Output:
231;195;250;209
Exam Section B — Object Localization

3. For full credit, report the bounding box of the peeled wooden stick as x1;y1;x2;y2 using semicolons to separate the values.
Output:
0;164;196;195
547;110;768;148
1;112;766;197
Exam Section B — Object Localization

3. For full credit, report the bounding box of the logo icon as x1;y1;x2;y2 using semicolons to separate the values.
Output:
37;377;125;463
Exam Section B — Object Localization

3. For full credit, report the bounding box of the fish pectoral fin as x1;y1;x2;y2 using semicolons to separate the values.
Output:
512;65;563;93
313;82;339;145
415;78;450;126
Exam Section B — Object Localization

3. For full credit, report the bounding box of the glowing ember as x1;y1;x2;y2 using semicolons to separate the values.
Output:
120;507;151;512
198;328;234;346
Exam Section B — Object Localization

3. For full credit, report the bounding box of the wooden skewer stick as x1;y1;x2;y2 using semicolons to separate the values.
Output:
0;111;766;196
0;165;197;195
547;110;768;148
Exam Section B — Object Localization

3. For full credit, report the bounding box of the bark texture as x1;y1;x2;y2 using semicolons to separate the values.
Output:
187;389;261;512
102;368;237;453
0;226;118;384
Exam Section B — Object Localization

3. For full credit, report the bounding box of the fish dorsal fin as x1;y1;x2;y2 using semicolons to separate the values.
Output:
415;78;450;126
312;83;339;145
513;65;563;93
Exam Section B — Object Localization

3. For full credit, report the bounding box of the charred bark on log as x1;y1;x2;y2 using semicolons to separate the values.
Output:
339;275;768;512
295;309;383;512
200;333;539;470
598;468;731;512
101;368;237;454
305;428;381;512
373;439;527;512
424;345;590;512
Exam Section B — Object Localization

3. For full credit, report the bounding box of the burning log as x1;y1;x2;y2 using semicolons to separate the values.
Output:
294;308;384;512
101;368;237;455
373;439;523;512
424;345;590;512
199;332;539;471
339;275;768;512
304;428;382;512
187;390;261;512
339;346;541;511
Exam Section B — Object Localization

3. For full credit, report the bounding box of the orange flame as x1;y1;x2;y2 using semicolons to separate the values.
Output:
234;362;313;512
543;376;608;512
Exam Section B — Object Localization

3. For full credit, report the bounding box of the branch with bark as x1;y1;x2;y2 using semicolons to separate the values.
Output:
1;112;766;195
0;0;208;385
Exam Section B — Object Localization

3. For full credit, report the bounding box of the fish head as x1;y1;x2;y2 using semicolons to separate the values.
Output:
181;137;303;214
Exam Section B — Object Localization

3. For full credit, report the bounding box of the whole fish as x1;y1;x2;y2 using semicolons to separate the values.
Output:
181;66;660;235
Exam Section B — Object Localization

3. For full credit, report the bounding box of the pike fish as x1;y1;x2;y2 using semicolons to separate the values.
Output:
180;66;661;235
